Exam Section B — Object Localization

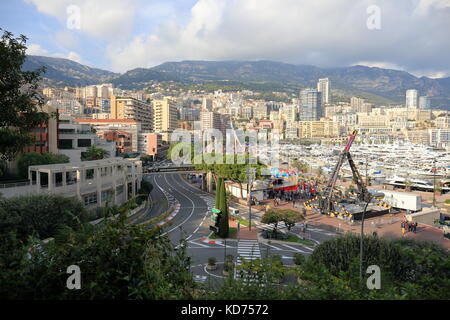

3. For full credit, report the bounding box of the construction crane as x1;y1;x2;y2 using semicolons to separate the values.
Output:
306;130;373;218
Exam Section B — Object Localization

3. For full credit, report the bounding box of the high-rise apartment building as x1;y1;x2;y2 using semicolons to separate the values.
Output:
253;102;268;120
317;78;330;104
242;106;253;119
419;95;431;110
200;111;225;134
299;88;322;121
350;97;366;111
179;108;200;121
280;105;298;122
406;89;419;108
152;97;178;142
111;96;153;131
202;98;213;111
86;86;98;99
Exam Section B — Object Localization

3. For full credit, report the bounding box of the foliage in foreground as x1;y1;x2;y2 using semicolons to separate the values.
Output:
1;195;449;300
17;152;69;178
0;29;49;161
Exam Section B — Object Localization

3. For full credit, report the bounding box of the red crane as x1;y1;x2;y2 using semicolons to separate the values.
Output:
317;130;371;215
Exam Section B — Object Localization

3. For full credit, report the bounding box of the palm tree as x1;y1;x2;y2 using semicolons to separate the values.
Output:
82;145;110;161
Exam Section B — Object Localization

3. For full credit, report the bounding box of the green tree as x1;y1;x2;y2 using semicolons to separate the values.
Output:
217;177;229;238
17;152;69;178
0;194;87;244
215;176;222;209
196;153;266;200
261;209;282;236
82;145;110;161
0;217;198;299
140;154;153;165
278;209;304;232
0;159;7;177
292;159;310;173
0;29;49;161
309;233;450;299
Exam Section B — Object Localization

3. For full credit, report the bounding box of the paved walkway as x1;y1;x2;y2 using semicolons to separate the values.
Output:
186;177;449;249
244;198;450;250
230;219;258;240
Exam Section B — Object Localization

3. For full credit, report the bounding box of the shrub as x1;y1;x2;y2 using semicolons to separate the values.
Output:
0;194;87;243
17;152;69;178
294;253;306;266
208;257;216;265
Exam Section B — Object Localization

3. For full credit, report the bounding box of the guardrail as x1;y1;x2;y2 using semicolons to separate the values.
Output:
0;181;31;189
143;166;196;173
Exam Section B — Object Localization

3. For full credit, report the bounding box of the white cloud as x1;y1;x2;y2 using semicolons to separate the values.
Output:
27;43;83;64
25;0;450;77
105;0;450;76
54;30;79;49
53;51;83;64
25;0;140;40
27;44;49;56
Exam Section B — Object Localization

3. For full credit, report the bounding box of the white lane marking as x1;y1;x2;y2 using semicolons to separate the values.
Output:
298;244;314;252
281;244;308;253
163;173;211;238
263;243;280;250
160;174;195;236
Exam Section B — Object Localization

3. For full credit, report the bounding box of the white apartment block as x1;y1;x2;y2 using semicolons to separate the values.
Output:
1;158;142;209
317;78;330;104
406;89;419;108
58;116;116;162
152;97;178;142
429;129;450;148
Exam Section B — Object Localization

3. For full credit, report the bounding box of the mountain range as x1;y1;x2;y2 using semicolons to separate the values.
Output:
23;55;450;108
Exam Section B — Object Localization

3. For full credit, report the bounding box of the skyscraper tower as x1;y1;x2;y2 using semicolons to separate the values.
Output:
317;78;330;104
405;89;419;108
419;95;431;110
299;88;322;121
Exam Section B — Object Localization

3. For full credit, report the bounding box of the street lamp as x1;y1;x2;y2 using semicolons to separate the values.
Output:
246;167;256;231
432;159;437;208
360;192;385;280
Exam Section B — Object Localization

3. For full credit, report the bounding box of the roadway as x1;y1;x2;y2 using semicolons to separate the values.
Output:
142;171;338;284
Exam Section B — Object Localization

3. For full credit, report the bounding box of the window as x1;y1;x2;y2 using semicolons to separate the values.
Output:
101;189;113;203
116;185;124;195
78;139;92;148
58;139;73;149
101;167;109;177
59;128;76;134
83;193;97;205
86;169;95;180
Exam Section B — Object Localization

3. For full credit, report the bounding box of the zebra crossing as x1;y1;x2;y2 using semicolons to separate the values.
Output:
252;221;287;231
236;239;261;263
234;239;263;282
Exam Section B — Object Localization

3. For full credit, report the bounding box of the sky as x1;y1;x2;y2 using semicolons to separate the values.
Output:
1;0;450;77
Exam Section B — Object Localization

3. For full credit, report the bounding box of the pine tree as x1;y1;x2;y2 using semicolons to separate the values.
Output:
217;178;229;238
215;177;222;210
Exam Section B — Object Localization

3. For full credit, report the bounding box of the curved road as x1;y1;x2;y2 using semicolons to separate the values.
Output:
148;173;211;245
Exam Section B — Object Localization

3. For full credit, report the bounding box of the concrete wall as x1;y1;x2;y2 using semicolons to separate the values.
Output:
406;207;441;226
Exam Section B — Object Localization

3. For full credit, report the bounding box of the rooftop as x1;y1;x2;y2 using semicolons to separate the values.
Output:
29;157;139;171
